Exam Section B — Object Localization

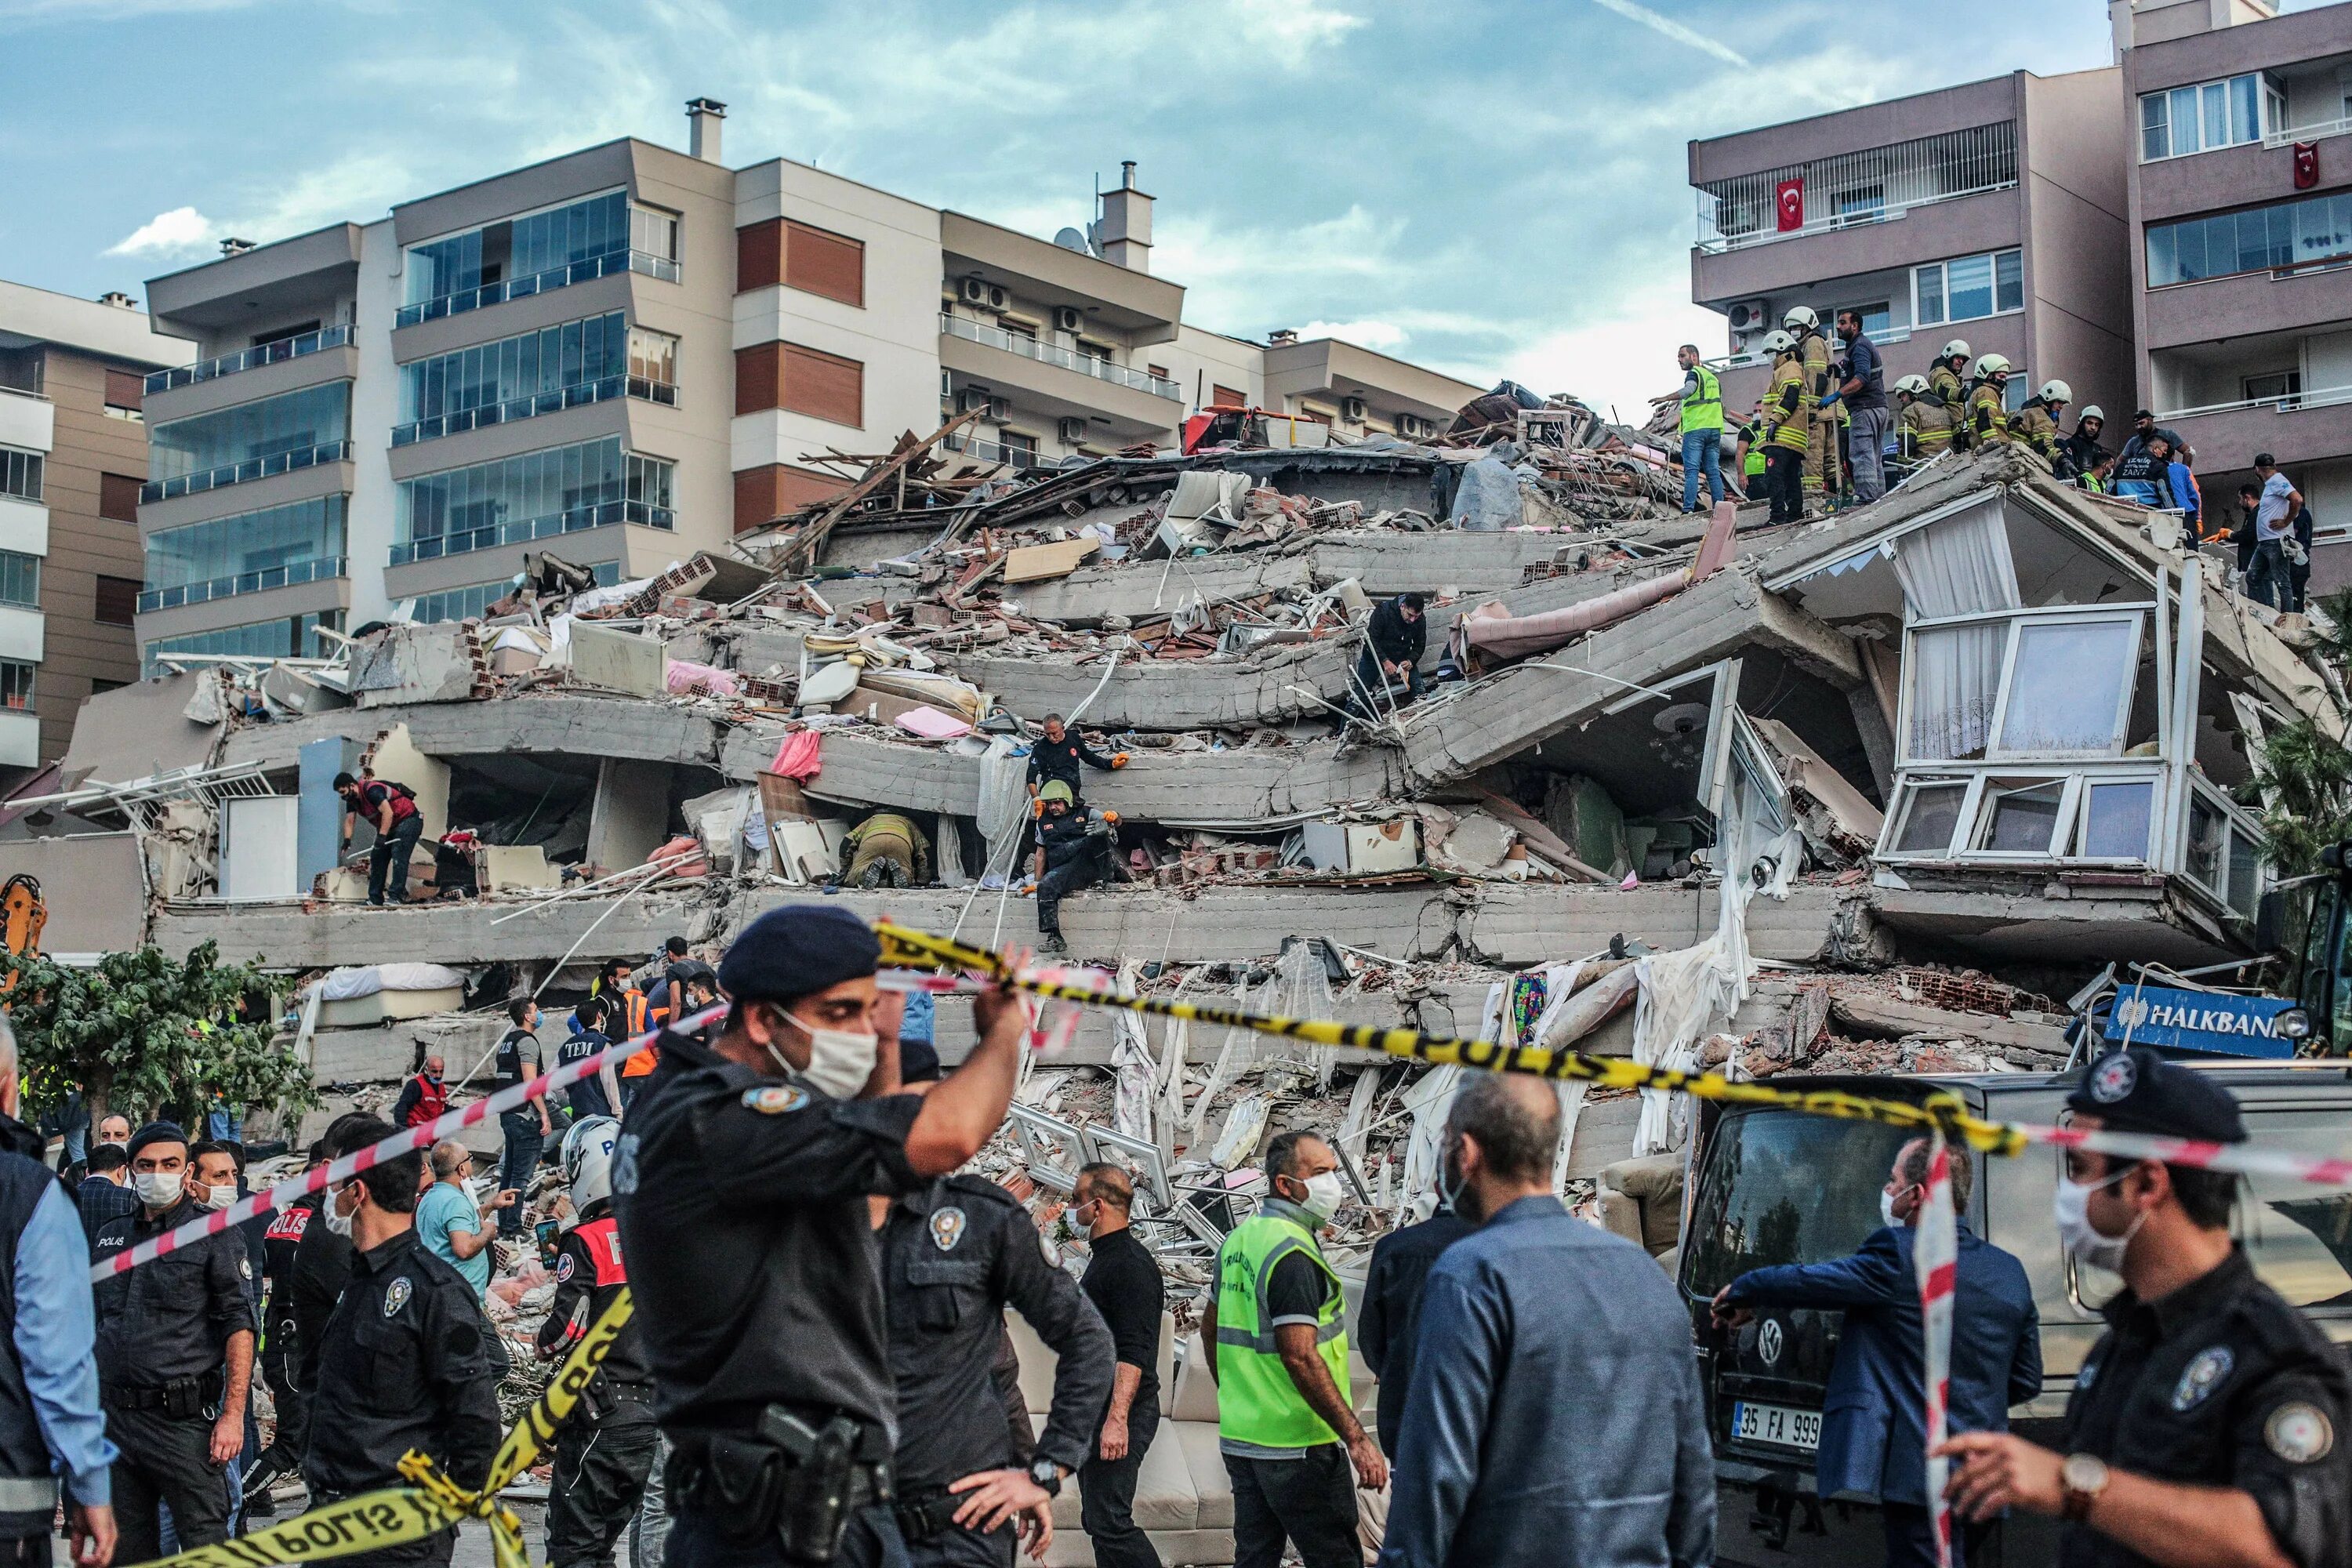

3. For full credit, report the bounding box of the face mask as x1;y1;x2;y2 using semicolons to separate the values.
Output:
132;1171;183;1209
2053;1167;2143;1273
1437;1143;1468;1218
769;1009;879;1102
322;1183;358;1239
1295;1171;1347;1226
194;1181;236;1213
1879;1188;1907;1229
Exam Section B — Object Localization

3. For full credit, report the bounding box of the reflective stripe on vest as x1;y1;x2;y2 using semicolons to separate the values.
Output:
1679;365;1723;434
1213;1209;1348;1453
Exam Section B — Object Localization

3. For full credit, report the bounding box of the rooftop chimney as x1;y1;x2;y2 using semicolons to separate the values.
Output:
97;292;136;310
219;238;256;258
1096;159;1154;274
1267;328;1299;348
687;97;728;163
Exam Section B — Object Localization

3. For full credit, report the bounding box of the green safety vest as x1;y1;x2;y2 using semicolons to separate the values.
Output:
1679;364;1725;435
1213;1201;1349;1453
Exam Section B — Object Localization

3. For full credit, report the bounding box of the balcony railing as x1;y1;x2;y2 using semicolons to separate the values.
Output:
145;325;354;395
141;439;354;503
2155;384;2352;422
391;375;676;446
137;555;345;614
1708;325;1914;372
2264;112;2352;149
939;314;1181;399
942;430;1040;470
1695;122;2017;254
393;249;680;329
389;499;673;566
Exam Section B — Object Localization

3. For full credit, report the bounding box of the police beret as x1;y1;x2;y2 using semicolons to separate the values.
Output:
127;1121;188;1160
717;905;880;1004
2064;1046;2247;1144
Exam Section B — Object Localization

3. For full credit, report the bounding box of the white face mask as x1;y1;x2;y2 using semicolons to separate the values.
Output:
322;1182;358;1239
2053;1167;2143;1273
1879;1189;1904;1229
769;1009;879;1102
132;1171;183;1209
1296;1171;1347;1226
196;1181;236;1213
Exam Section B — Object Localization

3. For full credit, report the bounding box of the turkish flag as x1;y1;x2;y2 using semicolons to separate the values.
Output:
2295;142;2319;190
1777;177;1806;232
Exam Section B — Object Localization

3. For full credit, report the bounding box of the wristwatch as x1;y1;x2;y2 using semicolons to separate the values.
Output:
2060;1453;2110;1522
1026;1457;1063;1497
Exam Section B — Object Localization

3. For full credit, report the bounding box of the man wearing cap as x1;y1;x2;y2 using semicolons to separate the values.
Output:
1031;782;1108;958
1937;1047;2351;1568
616;905;1034;1568
90;1122;256;1561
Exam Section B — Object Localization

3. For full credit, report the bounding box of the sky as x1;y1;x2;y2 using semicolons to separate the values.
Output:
0;0;2254;417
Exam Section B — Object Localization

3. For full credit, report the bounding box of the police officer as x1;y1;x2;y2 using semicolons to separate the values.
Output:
303;1113;502;1568
538;1117;659;1568
493;996;554;1242
880;1164;1112;1566
1938;1047;2351;1568
91;1123;255;1562
617;905;1032;1568
1025;716;1124;808
243;1143;328;1512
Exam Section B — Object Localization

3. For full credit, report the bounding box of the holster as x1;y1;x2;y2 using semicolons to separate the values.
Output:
670;1408;891;1566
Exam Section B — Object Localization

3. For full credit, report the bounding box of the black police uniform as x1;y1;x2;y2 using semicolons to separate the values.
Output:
91;1196;258;1560
617;1027;929;1568
1025;733;1115;804
882;1178;1112;1567
303;1228;503;1568
2056;1047;2352;1568
535;1198;659;1568
246;1195;325;1501
493;1025;547;1238
1033;808;1104;946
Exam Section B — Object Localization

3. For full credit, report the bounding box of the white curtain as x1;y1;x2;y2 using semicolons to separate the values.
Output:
1892;504;2021;761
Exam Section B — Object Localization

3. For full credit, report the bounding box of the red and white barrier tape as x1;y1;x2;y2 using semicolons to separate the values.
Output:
2013;1120;2352;1188
1915;1134;1959;1568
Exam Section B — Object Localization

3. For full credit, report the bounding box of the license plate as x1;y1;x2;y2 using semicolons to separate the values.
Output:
1732;1400;1821;1452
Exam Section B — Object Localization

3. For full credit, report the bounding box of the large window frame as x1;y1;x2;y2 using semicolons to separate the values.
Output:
1912;249;2024;328
1984;609;2145;761
2146;188;2352;287
1878;763;2169;867
2139;72;2274;162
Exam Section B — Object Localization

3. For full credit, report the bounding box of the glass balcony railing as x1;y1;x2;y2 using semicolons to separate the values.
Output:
392;376;676;446
942;430;1040;470
145;325;354;395
137;555;345;614
394;250;680;329
389;499;673;566
142;440;354;503
938;314;1181;400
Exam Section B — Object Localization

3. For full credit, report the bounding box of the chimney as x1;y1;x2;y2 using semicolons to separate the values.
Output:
1095;159;1154;273
1267;328;1299;348
97;292;136;310
219;238;256;258
687;97;728;163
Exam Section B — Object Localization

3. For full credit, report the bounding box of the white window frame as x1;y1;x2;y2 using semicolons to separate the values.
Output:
2138;72;2268;162
1911;249;2024;329
1984;608;2146;761
1965;774;2083;862
1882;775;1974;858
1875;761;2169;868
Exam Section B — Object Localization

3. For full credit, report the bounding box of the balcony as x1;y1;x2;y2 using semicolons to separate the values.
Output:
938;314;1179;398
1694;123;2017;255
389;499;673;566
0;710;36;770
392;375;675;447
137;555;345;615
942;431;1041;471
2154;384;2352;474
0;387;51;455
142;440;354;503
146;325;354;395
393;250;677;329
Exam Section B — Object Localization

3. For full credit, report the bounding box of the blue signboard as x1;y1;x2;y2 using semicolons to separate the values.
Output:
2103;985;2297;1059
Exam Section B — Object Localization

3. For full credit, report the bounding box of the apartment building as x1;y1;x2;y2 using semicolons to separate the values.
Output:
0;281;192;775
139;103;1477;665
2121;0;2352;588
1687;70;2136;436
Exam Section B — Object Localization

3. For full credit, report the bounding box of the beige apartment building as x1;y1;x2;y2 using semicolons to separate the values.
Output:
0;281;192;778
138;104;1478;665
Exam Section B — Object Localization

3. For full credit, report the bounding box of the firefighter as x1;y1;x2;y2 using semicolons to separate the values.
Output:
1967;354;2014;448
2013;379;2071;470
1930;341;1973;452
1762;330;1807;525
1786;306;1838;511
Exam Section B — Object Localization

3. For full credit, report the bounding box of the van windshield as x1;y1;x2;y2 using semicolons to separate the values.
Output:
1685;1109;1918;1298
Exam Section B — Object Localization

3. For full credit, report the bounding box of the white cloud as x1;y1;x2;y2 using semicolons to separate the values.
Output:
1504;275;1728;422
105;206;217;257
1587;0;1750;69
1298;318;1409;353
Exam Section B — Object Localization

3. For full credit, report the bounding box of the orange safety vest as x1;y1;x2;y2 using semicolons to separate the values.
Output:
603;987;657;1077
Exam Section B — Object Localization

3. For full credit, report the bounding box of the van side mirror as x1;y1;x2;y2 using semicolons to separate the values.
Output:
2255;889;2287;954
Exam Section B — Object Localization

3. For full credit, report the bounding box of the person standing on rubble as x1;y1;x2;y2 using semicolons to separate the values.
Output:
1893;376;1954;470
390;1054;449;1129
1347;593;1427;725
1965;354;2014;448
1203;1130;1383;1568
2062;407;2109;478
1071;1163;1167;1568
1930;343;1973;451
1787;307;1838;512
1378;1075;1713;1568
491;997;553;1244
1672;345;1727;514
1026;716;1124;808
1031;782;1108;959
1762;332;1809;525
2014;381;2073;469
1834;310;1891;503
334;771;425;908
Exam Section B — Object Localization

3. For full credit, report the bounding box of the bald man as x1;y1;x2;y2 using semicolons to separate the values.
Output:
1074;1163;1164;1568
413;1140;511;1301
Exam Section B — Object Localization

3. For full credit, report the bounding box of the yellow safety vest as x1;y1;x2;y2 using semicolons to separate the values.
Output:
1679;364;1724;435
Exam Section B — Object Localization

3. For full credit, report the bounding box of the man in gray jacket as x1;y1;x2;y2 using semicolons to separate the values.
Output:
1377;1074;1714;1568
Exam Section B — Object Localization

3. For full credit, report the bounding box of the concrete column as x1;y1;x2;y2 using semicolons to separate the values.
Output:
588;759;671;873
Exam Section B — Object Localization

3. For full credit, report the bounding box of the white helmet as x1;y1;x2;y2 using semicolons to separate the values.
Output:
2039;379;2072;405
1782;305;1819;331
562;1115;622;1210
1940;339;1972;362
1893;373;1929;396
1975;352;2012;378
2078;405;2104;423
1759;328;1795;354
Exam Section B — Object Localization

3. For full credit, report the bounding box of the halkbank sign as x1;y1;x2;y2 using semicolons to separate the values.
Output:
2103;985;2297;1059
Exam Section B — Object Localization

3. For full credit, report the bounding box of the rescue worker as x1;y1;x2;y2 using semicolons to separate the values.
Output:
91;1123;256;1562
334;771;425;907
1032;782;1111;959
492;996;553;1239
1733;401;1768;501
1762;330;1808;524
303;1113;502;1568
1788;306;1839;510
1672;343;1727;514
1025;716;1124;806
2015;379;2071;467
600;960;657;1109
839;811;933;891
615;904;1032;1568
1966;353;2014;448
390;1054;450;1129
1347;593;1427;724
1937;1047;2351;1568
538;1118;659;1568
1894;374;1955;469
2061;407;2109;478
879;1157;1113;1565
244;1145;328;1512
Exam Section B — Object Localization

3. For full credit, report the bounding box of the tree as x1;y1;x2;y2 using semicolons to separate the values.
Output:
2252;588;2352;878
0;942;315;1128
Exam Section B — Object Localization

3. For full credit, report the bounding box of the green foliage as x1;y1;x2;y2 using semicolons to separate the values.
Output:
2252;717;2352;877
0;942;315;1127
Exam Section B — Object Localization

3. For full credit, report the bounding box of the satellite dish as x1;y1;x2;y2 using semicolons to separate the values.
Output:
1053;227;1091;254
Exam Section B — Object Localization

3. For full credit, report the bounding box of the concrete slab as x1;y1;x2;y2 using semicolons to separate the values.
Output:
152;892;714;967
1008;554;1314;626
222;696;722;772
0;833;146;954
1870;882;2240;968
1309;532;1568;596
1461;883;1860;967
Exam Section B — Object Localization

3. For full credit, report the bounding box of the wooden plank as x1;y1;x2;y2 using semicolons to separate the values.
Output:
1003;537;1100;583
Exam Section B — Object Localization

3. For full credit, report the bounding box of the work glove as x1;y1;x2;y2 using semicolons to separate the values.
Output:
1111;753;1129;768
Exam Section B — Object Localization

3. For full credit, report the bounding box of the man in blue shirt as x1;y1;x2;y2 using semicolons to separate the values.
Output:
416;1141;511;1301
1834;310;1890;503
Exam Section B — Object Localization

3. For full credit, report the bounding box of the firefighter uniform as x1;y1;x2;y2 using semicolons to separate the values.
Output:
2014;401;2062;463
1930;364;1970;450
1968;379;2010;446
1899;397;1955;462
1798;328;1838;506
1766;351;1809;524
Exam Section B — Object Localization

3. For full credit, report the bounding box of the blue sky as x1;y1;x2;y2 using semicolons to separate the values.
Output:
0;0;2253;413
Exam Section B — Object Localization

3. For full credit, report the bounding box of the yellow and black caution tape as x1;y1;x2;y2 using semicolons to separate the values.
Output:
126;1290;636;1568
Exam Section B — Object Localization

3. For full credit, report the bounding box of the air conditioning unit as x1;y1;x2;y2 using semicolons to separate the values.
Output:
989;396;1011;421
1052;306;1083;334
1726;299;1770;333
1396;413;1436;441
956;387;992;415
1057;417;1087;445
1340;396;1369;423
986;285;1010;311
959;276;989;306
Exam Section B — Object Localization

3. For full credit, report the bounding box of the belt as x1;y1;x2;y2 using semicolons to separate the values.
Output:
891;1489;964;1544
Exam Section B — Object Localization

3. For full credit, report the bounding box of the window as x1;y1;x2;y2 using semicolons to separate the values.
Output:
148;383;350;485
2140;72;2265;162
735;342;863;428
2246;370;2303;408
0;449;42;503
630;204;680;264
1148;364;1171;380
735;219;865;307
0;661;31;711
395;438;672;557
2147;190;2352;285
1914;249;2023;326
1833;184;1886;226
0;553;38;608
397;313;628;440
1000;431;1038;470
1212;384;1247;408
103;368;144;416
1992;615;2140;757
1976;778;2070;855
405;191;631;307
408;581;511;625
1889;780;1968;855
141;496;346;604
627;327;678;405
94;575;137;626
1837;301;1893;339
99;474;140;522
142;611;344;674
2081;779;2155;858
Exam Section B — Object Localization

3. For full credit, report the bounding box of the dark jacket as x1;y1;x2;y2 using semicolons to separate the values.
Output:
1357;1210;1473;1457
1724;1221;2040;1505
1365;597;1427;670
